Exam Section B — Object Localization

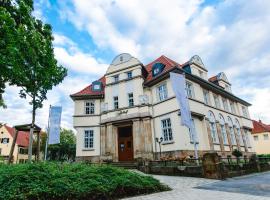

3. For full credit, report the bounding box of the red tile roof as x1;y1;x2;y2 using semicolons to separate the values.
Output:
209;75;218;82
71;76;105;97
144;55;182;82
252;120;270;134
4;125;29;147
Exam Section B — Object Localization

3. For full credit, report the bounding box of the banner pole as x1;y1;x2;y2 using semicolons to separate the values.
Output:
44;105;51;161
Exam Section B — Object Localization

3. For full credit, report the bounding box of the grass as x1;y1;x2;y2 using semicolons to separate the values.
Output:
0;162;169;200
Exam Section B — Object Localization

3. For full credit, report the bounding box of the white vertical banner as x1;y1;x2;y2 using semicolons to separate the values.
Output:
170;72;199;145
170;72;192;127
48;106;62;145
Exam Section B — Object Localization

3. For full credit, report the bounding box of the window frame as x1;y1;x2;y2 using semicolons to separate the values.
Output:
264;134;269;140
186;81;194;99
161;118;173;142
113;96;119;109
128;93;134;107
213;94;221;109
203;89;211;105
84;130;94;149
113;75;119;83
222;98;229;112
126;71;132;79
253;135;259;141
157;83;168;102
85;101;95;115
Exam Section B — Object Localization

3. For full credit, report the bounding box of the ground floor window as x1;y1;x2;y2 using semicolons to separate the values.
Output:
84;130;94;149
161;118;173;142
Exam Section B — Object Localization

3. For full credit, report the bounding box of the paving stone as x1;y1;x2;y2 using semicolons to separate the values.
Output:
123;172;270;200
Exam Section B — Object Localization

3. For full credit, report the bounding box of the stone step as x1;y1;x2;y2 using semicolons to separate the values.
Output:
110;162;138;169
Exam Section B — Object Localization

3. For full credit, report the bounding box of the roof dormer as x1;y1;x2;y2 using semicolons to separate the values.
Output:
209;72;232;92
183;55;208;79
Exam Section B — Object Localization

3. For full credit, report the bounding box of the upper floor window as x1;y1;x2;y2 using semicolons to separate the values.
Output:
157;84;168;101
84;130;94;149
235;119;244;146
222;98;229;112
264;134;269;140
113;75;119;82
85;101;95;115
188;118;197;143
230;101;236;114
198;70;204;78
161;118;173;142
242;106;249;118
253;135;258;141
228;116;236;145
219;114;228;145
127;71;132;79
203;90;211;105
213;94;221;109
186;81;194;99
128;93;134;107
113;96;119;109
208;111;219;143
244;130;251;147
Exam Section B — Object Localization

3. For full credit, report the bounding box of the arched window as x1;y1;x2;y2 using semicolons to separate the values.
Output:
219;114;228;145
227;116;236;145
235;119;244;146
208;111;219;143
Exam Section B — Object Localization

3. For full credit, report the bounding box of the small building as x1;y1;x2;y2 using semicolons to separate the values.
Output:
71;54;254;162
251;120;270;154
0;124;29;163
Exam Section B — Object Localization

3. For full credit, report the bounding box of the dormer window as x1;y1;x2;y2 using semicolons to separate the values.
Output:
92;81;102;91
127;71;132;79
152;63;165;77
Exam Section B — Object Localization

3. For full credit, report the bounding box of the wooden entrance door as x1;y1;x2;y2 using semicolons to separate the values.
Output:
118;126;133;161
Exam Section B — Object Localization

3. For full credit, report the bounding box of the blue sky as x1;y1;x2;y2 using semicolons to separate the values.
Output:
1;0;270;129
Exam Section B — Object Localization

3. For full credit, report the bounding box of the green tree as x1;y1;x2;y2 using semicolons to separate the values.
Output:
46;128;76;162
1;0;67;162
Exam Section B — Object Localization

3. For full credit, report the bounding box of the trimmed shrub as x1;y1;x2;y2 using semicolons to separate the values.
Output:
0;162;169;200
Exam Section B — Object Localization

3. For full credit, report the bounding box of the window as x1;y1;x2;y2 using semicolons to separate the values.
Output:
188;119;197;143
222;98;229;111
113;96;119;109
161;118;173;142
242;106;249;118
235;119;244;146
128;93;134;107
203;90;211;105
228;117;236;145
198;70;204;78
208;111;219;143
1;138;9;144
113;75;119;82
84;130;94;149
219;114;228;145
230;101;236;114
186;81;194;98
213;94;221;109
85;101;95;114
244;130;251;147
19;148;28;155
253;135;259;141
157;84;168;101
264;134;269;140
127;71;132;79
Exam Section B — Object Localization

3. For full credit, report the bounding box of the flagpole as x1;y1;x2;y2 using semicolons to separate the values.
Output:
44;105;51;161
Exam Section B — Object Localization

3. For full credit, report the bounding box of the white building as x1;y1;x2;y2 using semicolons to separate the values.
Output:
71;54;254;162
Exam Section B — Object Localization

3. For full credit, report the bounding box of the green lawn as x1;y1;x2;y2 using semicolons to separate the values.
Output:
0;162;169;200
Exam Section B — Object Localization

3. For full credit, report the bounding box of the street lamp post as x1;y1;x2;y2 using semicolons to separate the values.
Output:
155;137;163;160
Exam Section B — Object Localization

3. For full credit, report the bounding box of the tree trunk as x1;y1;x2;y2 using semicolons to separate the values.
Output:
36;131;40;161
8;129;19;164
28;96;36;163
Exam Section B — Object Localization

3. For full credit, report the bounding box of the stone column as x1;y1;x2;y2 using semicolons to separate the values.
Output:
100;125;106;158
142;117;154;160
240;128;248;152
225;123;233;151
205;119;214;151
133;119;143;159
112;125;118;161
106;123;113;159
216;122;225;153
233;126;241;151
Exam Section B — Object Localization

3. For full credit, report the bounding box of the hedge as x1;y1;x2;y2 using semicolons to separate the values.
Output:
0;162;169;200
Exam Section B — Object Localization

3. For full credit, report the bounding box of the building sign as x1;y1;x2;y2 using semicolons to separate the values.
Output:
48;106;62;145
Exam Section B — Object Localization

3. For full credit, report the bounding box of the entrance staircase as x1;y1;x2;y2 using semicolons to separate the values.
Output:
110;161;138;169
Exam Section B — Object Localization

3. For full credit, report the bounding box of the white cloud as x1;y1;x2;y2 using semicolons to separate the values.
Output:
59;0;270;123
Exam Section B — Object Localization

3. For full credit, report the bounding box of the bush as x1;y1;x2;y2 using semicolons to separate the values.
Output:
232;149;242;158
0;162;169;200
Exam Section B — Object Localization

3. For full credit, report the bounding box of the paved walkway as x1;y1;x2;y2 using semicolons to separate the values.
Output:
124;171;270;200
